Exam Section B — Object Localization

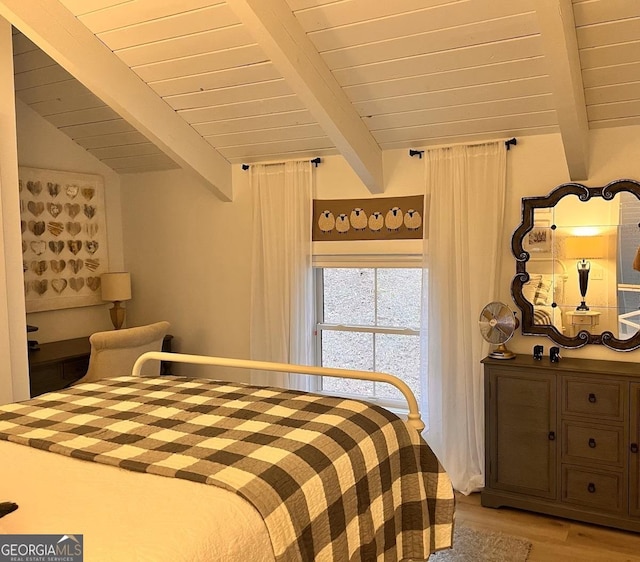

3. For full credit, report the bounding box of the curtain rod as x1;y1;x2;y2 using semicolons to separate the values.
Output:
408;137;518;158
242;157;322;170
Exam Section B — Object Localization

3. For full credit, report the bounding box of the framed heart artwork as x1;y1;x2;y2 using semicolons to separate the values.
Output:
19;167;110;312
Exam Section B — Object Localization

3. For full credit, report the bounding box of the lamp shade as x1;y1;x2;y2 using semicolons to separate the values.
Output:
101;272;131;302
564;236;607;259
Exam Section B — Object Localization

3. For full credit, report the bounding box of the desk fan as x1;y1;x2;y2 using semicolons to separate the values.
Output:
479;301;518;359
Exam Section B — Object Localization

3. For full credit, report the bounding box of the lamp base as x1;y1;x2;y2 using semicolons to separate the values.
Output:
109;301;126;330
576;301;590;311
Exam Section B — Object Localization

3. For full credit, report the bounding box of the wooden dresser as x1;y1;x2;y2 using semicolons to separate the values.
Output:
482;354;640;532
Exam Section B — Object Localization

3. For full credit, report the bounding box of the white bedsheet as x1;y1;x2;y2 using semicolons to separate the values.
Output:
0;440;274;561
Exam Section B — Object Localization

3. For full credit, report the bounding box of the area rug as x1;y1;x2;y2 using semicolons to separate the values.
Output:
428;526;532;562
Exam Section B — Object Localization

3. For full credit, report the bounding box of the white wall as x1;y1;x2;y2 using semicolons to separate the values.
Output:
16;100;124;343
121;129;640;385
121;167;253;381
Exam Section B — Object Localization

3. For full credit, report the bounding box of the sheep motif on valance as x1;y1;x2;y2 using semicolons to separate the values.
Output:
312;195;425;241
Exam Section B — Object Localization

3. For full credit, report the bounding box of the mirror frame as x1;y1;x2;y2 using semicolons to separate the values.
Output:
511;178;640;351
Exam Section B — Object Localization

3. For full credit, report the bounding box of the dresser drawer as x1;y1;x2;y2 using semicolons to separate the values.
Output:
562;421;624;467
562;466;624;513
562;377;624;421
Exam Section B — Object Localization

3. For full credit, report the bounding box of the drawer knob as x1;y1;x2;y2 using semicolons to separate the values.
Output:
588;393;597;403
587;482;596;493
548;431;556;441
588;438;596;449
631;443;639;454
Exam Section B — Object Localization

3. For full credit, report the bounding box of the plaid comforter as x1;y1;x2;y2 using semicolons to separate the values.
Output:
0;376;454;561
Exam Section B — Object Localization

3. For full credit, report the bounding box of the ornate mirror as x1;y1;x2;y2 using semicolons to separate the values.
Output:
512;179;640;351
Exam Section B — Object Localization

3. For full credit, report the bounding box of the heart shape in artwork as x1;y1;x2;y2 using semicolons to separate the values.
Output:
85;258;99;271
26;181;42;196
67;240;82;255
20;220;26;233
28;221;45;236
31;279;48;295
69;278;84;292
66;222;81;237
50;259;66;274
81;187;95;201
47;182;60;198
47;221;64;236
85;240;99;254
30;260;47;276
65;203;81;218
48;240;64;255
30;241;46;255
47;202;62;218
27;201;44;217
51;279;67;294
85;223;98;237
83;204;96;219
68;259;83;274
66;184;79;199
87;276;101;292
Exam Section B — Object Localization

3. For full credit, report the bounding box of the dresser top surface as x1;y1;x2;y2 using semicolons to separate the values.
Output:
482;354;640;378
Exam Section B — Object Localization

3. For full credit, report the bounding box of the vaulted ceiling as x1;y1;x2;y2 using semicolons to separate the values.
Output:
2;0;639;200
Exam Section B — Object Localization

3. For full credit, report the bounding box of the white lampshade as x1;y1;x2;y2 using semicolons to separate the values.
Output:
101;272;132;302
564;236;607;260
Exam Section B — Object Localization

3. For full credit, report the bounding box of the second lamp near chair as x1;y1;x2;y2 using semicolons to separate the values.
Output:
101;272;132;330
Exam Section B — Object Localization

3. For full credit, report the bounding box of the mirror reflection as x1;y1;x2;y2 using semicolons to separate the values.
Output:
512;180;640;351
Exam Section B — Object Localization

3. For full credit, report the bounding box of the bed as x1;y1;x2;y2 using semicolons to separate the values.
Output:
0;352;454;561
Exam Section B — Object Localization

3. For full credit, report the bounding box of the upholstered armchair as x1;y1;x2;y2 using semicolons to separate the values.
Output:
75;321;170;384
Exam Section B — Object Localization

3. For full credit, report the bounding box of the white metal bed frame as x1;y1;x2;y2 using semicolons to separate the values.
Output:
133;351;425;432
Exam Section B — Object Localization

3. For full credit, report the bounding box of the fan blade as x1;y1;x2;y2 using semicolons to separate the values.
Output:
481;309;494;321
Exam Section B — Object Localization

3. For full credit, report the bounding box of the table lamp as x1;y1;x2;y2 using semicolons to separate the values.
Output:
101;272;132;329
564;235;606;311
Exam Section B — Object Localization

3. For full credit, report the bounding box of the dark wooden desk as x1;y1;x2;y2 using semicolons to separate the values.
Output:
28;335;173;397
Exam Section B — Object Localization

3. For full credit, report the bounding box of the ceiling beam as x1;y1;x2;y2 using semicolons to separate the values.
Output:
534;0;589;180
226;0;384;194
0;0;233;201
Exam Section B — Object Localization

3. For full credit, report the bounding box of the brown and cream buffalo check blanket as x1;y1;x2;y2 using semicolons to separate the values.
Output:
0;376;454;561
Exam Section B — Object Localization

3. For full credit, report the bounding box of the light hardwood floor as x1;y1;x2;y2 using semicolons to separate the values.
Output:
455;492;640;561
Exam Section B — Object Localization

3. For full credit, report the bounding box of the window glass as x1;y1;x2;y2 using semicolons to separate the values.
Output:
377;268;422;329
374;333;421;401
321;330;374;396
323;268;374;326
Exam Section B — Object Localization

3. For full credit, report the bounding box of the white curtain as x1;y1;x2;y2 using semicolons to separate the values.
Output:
249;161;314;389
421;142;507;495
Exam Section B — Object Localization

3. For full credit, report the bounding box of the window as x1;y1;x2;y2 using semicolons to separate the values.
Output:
314;267;424;408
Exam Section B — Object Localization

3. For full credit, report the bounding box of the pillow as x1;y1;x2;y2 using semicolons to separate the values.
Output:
533;275;553;305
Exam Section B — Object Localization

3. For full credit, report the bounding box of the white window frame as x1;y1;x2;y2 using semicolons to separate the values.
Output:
312;260;423;411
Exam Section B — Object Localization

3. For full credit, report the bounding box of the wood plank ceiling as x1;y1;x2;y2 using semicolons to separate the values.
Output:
6;0;640;198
